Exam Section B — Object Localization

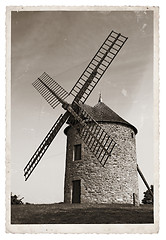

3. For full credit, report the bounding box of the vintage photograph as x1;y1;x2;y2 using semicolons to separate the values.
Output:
6;6;159;233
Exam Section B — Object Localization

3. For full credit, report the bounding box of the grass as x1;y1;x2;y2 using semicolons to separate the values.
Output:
11;203;154;224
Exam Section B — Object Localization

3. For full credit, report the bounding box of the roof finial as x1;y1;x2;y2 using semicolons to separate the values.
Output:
98;91;102;103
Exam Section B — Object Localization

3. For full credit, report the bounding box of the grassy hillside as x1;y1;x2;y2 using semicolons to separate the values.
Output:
11;203;153;224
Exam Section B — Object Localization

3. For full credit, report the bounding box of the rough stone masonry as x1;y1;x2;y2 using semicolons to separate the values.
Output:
64;101;140;205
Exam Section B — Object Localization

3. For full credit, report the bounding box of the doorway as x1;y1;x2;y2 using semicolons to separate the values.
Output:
72;180;81;203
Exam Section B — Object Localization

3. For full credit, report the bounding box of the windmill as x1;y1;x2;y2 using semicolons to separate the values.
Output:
24;30;153;204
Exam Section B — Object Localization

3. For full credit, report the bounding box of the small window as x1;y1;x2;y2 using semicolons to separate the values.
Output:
131;132;134;138
74;144;81;161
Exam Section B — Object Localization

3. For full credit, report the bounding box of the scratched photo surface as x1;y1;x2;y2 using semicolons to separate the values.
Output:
8;8;158;232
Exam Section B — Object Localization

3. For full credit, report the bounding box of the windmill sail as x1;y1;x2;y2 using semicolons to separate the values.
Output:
67;103;117;166
32;77;116;166
33;72;69;109
24;30;128;180
33;31;128;110
24;112;70;181
70;31;128;104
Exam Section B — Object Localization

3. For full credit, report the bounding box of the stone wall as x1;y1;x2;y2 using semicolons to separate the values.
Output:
64;122;139;205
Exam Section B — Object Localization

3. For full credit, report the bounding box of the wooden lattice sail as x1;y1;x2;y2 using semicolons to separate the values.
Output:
24;30;127;181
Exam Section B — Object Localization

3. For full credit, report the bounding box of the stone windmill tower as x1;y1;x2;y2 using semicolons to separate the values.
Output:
64;98;139;205
24;30;153;204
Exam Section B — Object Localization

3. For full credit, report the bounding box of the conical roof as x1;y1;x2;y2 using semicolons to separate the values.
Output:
64;101;137;135
80;102;137;134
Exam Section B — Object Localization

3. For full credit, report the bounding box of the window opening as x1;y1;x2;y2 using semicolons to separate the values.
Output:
74;144;81;161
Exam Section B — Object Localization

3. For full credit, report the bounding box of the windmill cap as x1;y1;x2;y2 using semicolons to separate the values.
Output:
81;102;138;134
64;101;138;135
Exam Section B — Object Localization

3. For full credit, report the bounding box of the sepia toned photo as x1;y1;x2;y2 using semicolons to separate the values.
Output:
6;6;159;234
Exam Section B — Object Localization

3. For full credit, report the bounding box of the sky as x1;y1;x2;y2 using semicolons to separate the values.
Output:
10;9;154;204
